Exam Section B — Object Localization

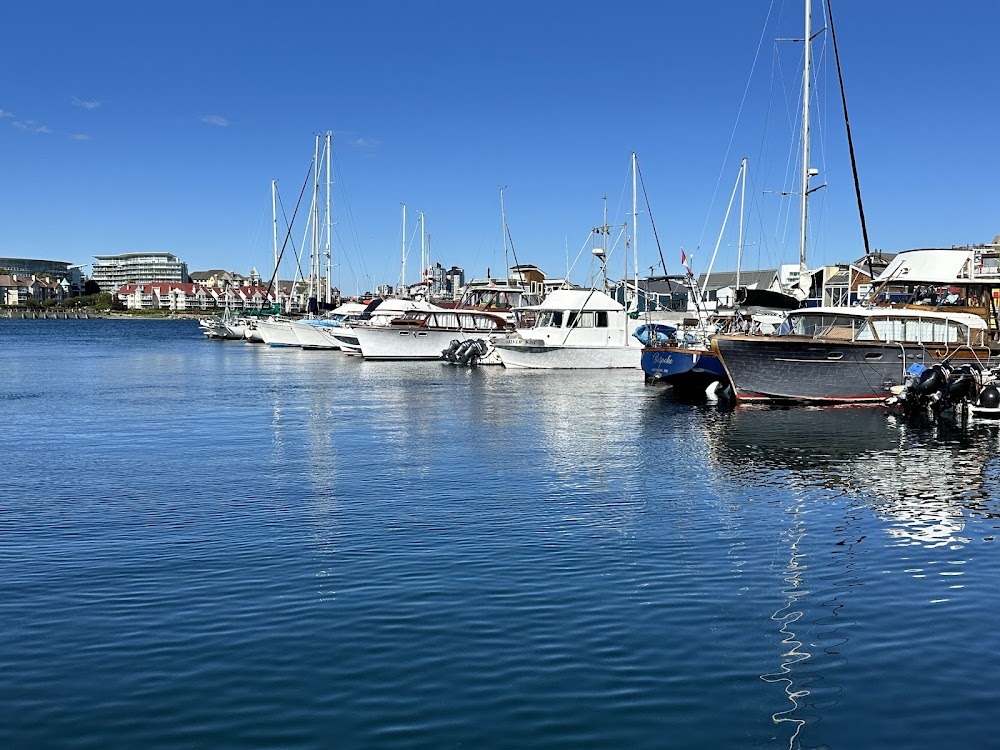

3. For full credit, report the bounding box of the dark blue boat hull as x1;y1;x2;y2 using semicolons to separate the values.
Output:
641;345;729;394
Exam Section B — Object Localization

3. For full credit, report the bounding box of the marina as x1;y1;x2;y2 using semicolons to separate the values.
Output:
3;318;1000;749
4;0;1000;747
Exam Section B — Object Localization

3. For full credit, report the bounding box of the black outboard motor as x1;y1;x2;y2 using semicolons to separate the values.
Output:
441;339;462;362
944;365;977;404
914;364;951;397
889;361;992;420
456;339;489;365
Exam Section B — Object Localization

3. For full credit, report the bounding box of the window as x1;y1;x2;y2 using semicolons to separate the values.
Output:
596;311;609;328
534;310;565;328
573;312;595;328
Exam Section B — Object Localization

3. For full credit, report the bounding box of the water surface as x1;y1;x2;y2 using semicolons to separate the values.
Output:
2;319;999;749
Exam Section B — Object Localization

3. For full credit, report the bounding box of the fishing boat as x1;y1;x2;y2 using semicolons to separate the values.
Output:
713;305;998;403
493;288;641;369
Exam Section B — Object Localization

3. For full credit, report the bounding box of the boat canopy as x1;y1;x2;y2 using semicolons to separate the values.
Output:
517;288;625;313
875;247;1000;286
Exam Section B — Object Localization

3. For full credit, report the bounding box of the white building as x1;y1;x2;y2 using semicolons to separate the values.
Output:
92;252;189;292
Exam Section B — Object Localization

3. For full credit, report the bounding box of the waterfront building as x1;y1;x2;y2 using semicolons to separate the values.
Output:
92;253;189;292
115;282;285;312
0;257;83;295
189;269;251;288
0;274;67;306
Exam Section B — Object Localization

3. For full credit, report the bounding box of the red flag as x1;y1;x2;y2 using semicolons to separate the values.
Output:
680;249;688;268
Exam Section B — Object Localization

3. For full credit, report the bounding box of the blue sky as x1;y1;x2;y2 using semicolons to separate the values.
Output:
2;0;998;295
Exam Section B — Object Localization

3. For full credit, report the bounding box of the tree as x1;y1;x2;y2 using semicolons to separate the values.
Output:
84;280;101;295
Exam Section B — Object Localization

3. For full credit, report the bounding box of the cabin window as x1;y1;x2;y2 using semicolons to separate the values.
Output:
573;312;595;328
871;317;967;344
785;313;865;339
596;311;609;328
566;312;578;328
535;310;564;329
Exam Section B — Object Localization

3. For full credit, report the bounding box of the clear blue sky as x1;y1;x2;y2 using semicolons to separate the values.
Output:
2;1;997;295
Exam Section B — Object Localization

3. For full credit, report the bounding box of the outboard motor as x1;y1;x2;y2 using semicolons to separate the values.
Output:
441;339;462;362
456;339;489;366
944;365;978;404
452;340;475;364
914;364;951;397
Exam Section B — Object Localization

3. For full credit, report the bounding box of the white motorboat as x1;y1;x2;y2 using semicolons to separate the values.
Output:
327;298;443;355
494;288;642;369
353;308;512;361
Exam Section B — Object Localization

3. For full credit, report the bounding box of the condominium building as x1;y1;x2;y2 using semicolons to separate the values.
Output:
92;252;189;292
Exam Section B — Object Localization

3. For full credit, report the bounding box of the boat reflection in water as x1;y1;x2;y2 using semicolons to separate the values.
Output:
706;405;999;542
702;404;1000;746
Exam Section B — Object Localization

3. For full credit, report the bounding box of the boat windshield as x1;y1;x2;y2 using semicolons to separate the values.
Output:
534;310;564;329
778;313;875;341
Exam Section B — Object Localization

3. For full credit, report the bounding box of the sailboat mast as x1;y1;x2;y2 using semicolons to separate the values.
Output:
737;156;747;290
325;131;332;306
499;186;508;282
797;0;813;297
310;133;320;313
401;203;407;293
271;179;279;309
631;152;638;311
419;211;426;294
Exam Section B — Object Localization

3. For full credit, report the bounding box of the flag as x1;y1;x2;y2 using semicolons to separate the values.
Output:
680;249;688;269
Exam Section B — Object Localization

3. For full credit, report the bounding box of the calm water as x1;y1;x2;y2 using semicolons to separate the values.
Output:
2;318;1000;749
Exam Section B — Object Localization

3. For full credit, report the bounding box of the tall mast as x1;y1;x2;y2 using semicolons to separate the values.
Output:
499;186;508;281
797;0;813;299
602;195;608;292
419;211;426;295
325;130;332;306
310;133;320;313
271;179;279;308
737;156;747;290
401;203;407;293
631;152;638;311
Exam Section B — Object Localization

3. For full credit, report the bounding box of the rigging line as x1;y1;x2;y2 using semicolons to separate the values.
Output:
331;156;369;294
697;0;779;251
636;159;668;275
826;0;873;281
505;223;523;284
279;188;309;286
265;158;314;297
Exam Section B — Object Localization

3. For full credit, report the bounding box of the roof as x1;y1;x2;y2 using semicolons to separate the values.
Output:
826;269;850;285
695;269;779;293
0;274;31;288
524;288;624;312
793;305;987;329
850;251;896;270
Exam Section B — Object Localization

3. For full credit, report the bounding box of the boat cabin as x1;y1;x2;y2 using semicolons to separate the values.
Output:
777;308;990;347
458;283;542;311
388;309;511;333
